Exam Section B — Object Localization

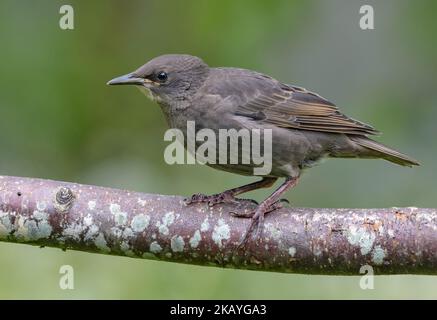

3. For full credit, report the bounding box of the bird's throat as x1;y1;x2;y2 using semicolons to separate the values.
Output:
136;86;160;102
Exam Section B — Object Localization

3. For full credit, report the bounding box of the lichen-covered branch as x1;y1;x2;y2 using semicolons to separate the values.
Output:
0;175;436;275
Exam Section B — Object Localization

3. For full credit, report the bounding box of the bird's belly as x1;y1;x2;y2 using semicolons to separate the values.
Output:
192;127;321;177
165;110;330;178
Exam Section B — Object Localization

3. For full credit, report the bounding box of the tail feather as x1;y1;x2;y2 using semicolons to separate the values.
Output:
350;136;420;167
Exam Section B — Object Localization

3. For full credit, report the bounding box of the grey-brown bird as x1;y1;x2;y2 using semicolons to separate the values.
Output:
108;54;419;244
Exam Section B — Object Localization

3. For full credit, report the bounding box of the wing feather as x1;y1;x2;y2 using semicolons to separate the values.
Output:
205;68;379;136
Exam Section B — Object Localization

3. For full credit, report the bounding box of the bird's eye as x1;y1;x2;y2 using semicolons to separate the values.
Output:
157;71;168;82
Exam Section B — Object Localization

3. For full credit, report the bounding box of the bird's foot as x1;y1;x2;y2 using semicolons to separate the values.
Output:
232;200;284;248
184;192;257;207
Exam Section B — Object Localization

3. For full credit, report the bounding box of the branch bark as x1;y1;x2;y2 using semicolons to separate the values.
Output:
0;175;435;275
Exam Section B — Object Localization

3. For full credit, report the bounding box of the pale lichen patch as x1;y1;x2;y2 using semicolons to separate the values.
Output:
150;241;162;253
312;213;321;222
371;245;386;265
137;198;148;206
83;214;93;226
212;219;230;248
33;210;48;221
16;218;52;241
122;227;134;238
88;200;97;211
157;223;169;236
346;225;375;255
110;227;123;238
94;233;110;252
110;203;128;226
0;223;9;238
171;235;185;252
200;218;210;232
0;210;9;218
63;222;86;240
84;224;99;241
34;220;52;239
131;214;150;232
265;223;282;241
189;230;201;248
0;211;13;237
14;211;52;241
313;246;322;257
120;241;131;253
156;211;175;235
163;211;175;226
36;201;47;212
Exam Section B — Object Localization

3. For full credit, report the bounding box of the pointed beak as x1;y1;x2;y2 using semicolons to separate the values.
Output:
107;73;144;86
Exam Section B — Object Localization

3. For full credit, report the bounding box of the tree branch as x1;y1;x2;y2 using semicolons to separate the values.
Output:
0;175;435;275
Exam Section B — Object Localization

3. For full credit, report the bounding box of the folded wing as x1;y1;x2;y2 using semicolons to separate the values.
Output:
209;68;379;136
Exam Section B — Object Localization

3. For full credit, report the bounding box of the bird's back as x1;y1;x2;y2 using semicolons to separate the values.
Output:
195;66;419;170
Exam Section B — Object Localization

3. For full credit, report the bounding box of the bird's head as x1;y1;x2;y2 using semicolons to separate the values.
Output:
107;54;209;104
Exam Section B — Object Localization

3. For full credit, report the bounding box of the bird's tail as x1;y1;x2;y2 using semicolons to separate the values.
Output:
350;136;420;167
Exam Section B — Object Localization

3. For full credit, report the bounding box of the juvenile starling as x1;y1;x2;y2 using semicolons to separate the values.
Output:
108;54;419;244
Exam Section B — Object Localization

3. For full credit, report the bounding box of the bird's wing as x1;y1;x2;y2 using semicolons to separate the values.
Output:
207;69;379;136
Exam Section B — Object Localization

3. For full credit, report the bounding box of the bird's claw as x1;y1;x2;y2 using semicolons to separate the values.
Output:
184;192;239;207
279;198;290;205
233;200;284;249
231;199;283;218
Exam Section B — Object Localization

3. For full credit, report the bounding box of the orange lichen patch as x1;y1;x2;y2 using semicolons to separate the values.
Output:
362;219;383;232
372;220;383;232
395;210;408;221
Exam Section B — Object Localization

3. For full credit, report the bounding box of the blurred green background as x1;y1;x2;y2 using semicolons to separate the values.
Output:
0;0;436;299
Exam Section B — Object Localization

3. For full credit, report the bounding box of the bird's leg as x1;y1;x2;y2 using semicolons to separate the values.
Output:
184;177;277;207
233;176;300;247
